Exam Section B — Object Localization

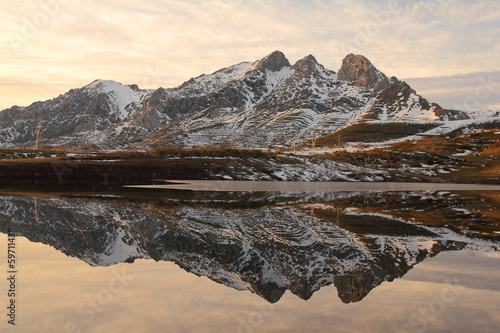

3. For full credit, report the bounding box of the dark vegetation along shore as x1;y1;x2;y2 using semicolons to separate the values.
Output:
0;126;498;196
0;148;296;193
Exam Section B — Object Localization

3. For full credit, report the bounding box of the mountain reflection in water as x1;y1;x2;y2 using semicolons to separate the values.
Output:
0;190;498;304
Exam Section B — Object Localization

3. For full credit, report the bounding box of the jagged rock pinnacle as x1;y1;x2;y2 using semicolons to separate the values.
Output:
254;50;291;71
338;54;391;92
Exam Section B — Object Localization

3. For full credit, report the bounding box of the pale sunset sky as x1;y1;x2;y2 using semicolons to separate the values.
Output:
1;0;499;111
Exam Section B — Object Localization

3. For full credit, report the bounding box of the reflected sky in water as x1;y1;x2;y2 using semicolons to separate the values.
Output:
0;189;499;332
2;235;499;333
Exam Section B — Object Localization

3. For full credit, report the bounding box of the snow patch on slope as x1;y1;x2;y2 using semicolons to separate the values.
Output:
84;80;152;120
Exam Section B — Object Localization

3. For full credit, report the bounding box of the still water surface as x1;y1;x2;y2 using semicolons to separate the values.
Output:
0;183;499;332
127;180;500;192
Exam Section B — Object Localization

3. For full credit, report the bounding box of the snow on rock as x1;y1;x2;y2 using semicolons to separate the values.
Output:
1;51;498;149
84;80;152;121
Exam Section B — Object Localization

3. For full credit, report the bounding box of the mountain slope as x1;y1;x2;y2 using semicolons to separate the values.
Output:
0;51;478;149
0;80;152;147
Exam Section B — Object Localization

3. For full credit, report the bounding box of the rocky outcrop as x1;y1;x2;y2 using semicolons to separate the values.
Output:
337;53;391;92
254;50;291;71
293;54;320;76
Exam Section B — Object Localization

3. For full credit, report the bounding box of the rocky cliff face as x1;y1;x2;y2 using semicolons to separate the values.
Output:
0;51;471;149
337;53;392;92
0;194;486;303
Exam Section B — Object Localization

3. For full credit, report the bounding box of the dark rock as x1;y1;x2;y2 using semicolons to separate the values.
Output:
254;50;291;71
338;53;391;92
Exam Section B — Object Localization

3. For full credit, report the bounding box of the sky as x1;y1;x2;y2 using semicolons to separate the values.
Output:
1;0;499;111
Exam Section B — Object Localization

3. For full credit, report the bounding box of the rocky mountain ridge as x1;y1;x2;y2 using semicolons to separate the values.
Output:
0;51;477;149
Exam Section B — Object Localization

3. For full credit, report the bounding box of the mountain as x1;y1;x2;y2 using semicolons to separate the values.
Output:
0;51;477;149
1;194;491;303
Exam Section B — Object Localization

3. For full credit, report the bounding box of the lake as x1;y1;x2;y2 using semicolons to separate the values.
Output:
126;180;500;192
0;182;499;332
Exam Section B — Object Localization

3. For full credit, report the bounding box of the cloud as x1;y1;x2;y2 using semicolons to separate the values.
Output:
405;71;500;111
0;0;499;110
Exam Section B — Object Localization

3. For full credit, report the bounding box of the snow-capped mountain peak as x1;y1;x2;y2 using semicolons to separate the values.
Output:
83;79;152;120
